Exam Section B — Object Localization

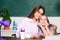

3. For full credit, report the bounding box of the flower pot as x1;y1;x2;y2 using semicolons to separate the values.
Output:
4;26;10;30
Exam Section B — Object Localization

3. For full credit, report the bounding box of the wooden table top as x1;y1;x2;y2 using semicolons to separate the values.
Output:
1;37;42;40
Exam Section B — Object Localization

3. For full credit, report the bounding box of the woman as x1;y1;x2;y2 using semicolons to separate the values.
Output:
16;6;41;38
38;15;57;37
38;5;45;17
32;5;46;38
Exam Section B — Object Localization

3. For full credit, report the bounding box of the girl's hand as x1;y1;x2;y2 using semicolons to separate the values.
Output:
31;34;40;38
38;22;42;27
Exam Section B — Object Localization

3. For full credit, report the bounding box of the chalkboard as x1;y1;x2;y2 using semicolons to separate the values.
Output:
0;0;60;16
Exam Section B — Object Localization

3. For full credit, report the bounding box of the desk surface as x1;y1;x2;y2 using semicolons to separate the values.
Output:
2;37;42;40
17;38;42;40
1;34;60;40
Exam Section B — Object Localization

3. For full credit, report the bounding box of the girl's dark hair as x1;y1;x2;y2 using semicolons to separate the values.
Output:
28;5;45;18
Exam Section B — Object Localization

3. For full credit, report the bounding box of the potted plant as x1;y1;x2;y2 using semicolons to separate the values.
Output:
1;8;11;30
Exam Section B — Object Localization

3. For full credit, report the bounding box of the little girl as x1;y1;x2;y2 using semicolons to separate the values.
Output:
38;15;57;37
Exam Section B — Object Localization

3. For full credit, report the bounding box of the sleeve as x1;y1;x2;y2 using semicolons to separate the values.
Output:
37;29;43;35
16;18;27;38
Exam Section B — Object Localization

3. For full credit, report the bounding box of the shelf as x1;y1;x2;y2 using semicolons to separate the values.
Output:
1;29;16;37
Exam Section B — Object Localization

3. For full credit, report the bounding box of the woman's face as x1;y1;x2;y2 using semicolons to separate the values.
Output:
34;11;40;20
39;8;44;15
40;16;47;26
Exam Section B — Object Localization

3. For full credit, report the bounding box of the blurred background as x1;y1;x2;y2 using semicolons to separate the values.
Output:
0;0;60;39
0;0;60;17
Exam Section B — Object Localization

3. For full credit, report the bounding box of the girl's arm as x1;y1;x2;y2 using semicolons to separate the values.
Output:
38;23;48;36
40;26;48;36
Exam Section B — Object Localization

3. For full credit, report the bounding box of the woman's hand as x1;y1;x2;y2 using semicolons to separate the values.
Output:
31;34;40;38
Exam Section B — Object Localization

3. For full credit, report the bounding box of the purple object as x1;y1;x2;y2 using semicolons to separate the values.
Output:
0;20;10;27
21;29;25;32
0;37;6;40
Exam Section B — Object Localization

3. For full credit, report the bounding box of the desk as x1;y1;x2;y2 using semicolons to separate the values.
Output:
1;32;60;40
17;38;42;40
1;37;42;40
1;35;60;40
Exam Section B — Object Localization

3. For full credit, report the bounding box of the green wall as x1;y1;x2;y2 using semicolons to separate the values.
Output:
0;0;60;17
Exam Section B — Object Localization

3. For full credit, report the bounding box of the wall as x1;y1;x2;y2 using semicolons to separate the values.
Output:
0;17;60;33
0;0;60;16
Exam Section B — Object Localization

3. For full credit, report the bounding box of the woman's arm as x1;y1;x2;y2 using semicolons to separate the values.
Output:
45;24;57;35
45;26;53;35
51;24;57;34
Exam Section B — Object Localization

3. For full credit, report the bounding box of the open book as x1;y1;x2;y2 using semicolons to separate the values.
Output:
43;35;60;40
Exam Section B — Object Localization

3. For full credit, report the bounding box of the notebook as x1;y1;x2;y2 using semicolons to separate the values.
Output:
43;35;60;40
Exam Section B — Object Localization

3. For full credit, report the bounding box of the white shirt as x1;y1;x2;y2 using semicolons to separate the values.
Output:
16;17;38;38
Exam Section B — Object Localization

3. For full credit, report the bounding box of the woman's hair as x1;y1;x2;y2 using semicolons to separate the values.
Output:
28;5;45;18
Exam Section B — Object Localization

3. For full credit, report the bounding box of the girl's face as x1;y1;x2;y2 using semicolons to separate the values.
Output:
39;8;44;15
34;11;40;20
40;16;48;26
